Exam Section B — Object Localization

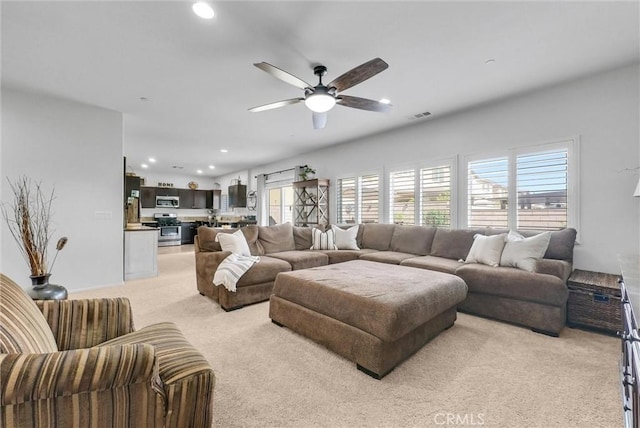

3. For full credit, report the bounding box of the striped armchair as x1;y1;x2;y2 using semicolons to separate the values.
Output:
0;274;214;427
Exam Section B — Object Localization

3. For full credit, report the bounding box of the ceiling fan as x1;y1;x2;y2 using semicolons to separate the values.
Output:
249;58;391;129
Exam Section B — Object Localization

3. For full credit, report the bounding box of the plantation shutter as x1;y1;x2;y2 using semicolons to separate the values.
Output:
420;165;451;227
359;174;379;223
337;177;356;224
467;157;508;228
516;149;568;230
390;170;415;225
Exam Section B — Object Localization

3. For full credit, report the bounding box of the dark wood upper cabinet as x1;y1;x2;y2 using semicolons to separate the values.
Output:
179;189;194;208
229;184;247;208
140;187;156;208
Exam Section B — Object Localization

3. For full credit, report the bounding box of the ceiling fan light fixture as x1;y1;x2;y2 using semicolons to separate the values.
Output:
192;2;214;19
305;92;336;113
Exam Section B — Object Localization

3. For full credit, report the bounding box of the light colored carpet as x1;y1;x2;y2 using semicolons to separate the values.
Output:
73;247;622;427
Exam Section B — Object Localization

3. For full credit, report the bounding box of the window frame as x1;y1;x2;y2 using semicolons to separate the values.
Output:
335;171;382;224
386;157;457;227
462;137;580;233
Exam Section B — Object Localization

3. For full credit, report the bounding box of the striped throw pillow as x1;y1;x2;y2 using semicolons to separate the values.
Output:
310;228;337;250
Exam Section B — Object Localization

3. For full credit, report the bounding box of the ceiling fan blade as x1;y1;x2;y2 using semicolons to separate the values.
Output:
254;62;313;90
327;58;389;92
248;97;303;112
312;112;327;129
337;95;391;113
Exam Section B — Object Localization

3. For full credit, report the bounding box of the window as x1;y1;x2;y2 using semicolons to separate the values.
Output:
336;174;380;224
337;178;356;223
516;149;568;230
268;186;293;225
389;169;415;225
359;174;380;223
421;165;452;227
467;157;509;228
465;140;575;231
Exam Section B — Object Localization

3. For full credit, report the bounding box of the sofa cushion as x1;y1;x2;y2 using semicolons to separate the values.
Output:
197;226;264;255
390;225;436;256
236;256;292;287
332;225;360;250
359;251;417;265
317;249;379;264
500;231;551;272
430;228;485;260
360;223;396;251
485;227;577;262
400;255;464;275
465;233;507;267
293;226;313;251
216;229;251;256
455;263;568;307
268;251;329;270
310;228;337;250
197;226;232;251
0;274;59;354
258;223;295;254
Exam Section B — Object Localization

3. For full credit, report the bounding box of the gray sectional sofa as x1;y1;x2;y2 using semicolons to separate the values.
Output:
195;223;577;335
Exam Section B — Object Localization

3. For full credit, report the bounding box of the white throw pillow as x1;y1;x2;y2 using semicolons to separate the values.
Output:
216;229;251;256
310;228;337;250
332;225;360;250
499;231;551;272
465;233;507;267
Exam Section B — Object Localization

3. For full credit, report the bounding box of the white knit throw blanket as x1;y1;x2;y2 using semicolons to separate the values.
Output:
213;253;260;292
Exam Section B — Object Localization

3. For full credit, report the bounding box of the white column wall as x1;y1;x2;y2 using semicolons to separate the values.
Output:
1;88;124;291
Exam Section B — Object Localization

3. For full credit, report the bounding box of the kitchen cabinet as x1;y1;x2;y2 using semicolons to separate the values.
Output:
178;189;212;209
181;222;197;244
141;187;220;209
293;179;329;227
155;187;179;197
125;175;141;202
229;184;247;208
141;187;156;208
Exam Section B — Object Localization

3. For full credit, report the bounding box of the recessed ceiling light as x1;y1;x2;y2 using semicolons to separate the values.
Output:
379;98;391;105
220;149;228;153
141;164;149;168
209;165;215;169
148;157;156;163
197;169;203;174
485;59;496;65
192;2;214;19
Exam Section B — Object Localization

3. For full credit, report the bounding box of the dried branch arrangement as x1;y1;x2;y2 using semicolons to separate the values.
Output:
1;176;66;277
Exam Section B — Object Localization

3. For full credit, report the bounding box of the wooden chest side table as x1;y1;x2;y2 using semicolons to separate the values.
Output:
567;269;622;335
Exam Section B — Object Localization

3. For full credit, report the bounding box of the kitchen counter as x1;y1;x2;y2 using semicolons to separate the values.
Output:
125;224;158;231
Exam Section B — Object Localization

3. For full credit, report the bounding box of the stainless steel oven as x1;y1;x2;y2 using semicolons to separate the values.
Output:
154;213;182;246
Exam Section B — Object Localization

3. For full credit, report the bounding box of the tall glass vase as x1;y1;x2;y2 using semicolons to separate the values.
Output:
28;273;68;300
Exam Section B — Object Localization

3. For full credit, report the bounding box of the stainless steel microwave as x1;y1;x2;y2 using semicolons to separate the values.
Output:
156;196;179;208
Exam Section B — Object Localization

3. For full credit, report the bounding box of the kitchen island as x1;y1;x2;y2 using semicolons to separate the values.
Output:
124;225;158;280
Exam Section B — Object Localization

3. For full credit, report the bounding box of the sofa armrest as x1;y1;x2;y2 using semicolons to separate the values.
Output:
195;250;231;297
0;344;161;406
36;298;135;350
535;259;573;282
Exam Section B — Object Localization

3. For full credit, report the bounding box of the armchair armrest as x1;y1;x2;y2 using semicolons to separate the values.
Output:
0;344;162;406
36;298;135;350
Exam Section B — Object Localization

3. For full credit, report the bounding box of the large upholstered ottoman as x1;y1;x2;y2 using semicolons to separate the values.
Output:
269;260;468;379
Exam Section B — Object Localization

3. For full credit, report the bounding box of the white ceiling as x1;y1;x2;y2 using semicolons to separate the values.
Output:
2;1;639;178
